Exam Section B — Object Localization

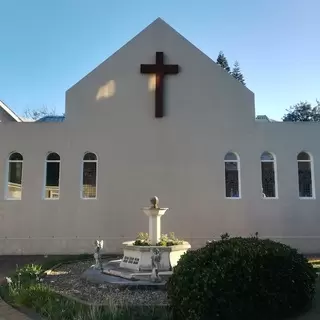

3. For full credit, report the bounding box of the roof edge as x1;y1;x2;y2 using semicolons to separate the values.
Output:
0;100;22;122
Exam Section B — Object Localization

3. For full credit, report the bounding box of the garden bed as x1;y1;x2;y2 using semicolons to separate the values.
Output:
1;252;320;320
44;259;168;305
0;255;171;320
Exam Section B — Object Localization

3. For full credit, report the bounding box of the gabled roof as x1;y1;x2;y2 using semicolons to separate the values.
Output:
0;100;22;122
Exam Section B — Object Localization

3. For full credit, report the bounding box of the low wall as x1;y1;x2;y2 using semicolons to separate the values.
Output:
1;236;320;255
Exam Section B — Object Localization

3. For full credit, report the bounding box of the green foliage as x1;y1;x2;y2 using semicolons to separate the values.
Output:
133;232;183;246
220;232;230;240
167;236;317;320
133;232;151;246
282;100;320;122
216;51;231;73
14;264;43;284
157;232;183;246
231;61;246;85
1;259;171;320
216;51;247;85
4;279;171;319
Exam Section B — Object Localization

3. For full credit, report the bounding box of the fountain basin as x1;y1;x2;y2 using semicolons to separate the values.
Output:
119;241;191;271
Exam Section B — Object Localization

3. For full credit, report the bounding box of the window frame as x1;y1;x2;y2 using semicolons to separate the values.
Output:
224;151;241;199
297;151;315;200
80;152;98;200
43;152;61;200
5;152;24;200
260;151;278;199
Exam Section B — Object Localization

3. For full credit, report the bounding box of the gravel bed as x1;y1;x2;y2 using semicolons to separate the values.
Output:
43;260;168;306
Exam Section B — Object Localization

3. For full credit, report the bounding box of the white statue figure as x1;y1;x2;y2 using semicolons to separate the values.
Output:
93;239;104;271
150;248;162;282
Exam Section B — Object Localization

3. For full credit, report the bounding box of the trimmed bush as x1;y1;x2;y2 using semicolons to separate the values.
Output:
167;236;317;320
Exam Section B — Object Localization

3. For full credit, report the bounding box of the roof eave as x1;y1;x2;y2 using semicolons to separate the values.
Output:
0;100;22;122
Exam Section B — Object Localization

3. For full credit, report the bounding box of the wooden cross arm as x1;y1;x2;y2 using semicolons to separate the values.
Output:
140;64;180;74
140;65;155;73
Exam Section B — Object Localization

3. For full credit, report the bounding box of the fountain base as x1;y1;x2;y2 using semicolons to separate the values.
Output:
119;241;191;271
81;259;170;289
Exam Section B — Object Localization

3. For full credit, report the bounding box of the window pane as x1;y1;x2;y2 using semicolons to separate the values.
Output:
83;153;97;161
261;152;274;161
45;162;60;199
9;152;23;161
7;162;22;199
297;152;310;161
47;153;60;161
224;152;237;161
82;162;97;198
225;161;239;197
261;162;276;197
298;161;312;197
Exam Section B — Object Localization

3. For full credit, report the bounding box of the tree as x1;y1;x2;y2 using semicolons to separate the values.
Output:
231;61;246;85
216;51;231;73
282;101;320;122
23;106;58;121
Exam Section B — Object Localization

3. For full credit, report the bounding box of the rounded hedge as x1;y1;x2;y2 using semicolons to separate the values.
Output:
167;237;317;320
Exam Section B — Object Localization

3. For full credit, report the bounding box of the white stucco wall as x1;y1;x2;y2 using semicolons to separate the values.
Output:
0;108;16;123
1;19;320;255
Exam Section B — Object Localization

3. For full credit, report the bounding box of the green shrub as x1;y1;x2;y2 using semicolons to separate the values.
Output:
167;236;317;320
133;232;183;246
14;264;43;284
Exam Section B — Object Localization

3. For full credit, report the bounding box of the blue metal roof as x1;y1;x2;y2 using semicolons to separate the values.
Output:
36;114;276;123
36;115;65;122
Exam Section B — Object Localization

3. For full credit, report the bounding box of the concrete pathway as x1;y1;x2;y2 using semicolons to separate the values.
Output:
0;299;33;320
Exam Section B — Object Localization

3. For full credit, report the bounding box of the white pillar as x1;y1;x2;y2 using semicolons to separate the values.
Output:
143;207;168;246
149;215;161;245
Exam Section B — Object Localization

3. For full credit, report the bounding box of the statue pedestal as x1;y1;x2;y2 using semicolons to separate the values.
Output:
143;207;168;245
119;241;191;271
118;197;191;272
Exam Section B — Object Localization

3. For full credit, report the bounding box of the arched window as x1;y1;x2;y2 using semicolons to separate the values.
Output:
297;151;314;198
224;152;240;198
6;152;23;200
260;152;278;198
44;152;60;199
81;152;98;199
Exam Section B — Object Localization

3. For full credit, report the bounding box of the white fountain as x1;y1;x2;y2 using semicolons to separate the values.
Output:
89;197;191;284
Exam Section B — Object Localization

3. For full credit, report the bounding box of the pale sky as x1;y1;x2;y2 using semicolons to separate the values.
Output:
1;0;319;120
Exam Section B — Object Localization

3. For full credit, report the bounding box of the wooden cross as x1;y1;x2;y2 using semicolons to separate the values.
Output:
140;52;179;118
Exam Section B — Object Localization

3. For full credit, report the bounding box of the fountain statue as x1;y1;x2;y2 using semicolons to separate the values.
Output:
93;240;103;271
82;197;191;287
150;247;162;282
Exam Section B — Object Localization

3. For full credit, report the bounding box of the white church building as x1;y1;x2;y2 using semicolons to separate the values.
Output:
1;18;319;255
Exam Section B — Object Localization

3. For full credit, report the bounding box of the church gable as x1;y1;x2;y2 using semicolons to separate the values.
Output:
65;18;254;126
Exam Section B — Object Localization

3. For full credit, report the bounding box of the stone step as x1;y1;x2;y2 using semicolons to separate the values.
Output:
133;271;172;276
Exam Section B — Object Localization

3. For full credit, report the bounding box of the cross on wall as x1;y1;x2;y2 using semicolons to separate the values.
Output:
140;52;180;118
